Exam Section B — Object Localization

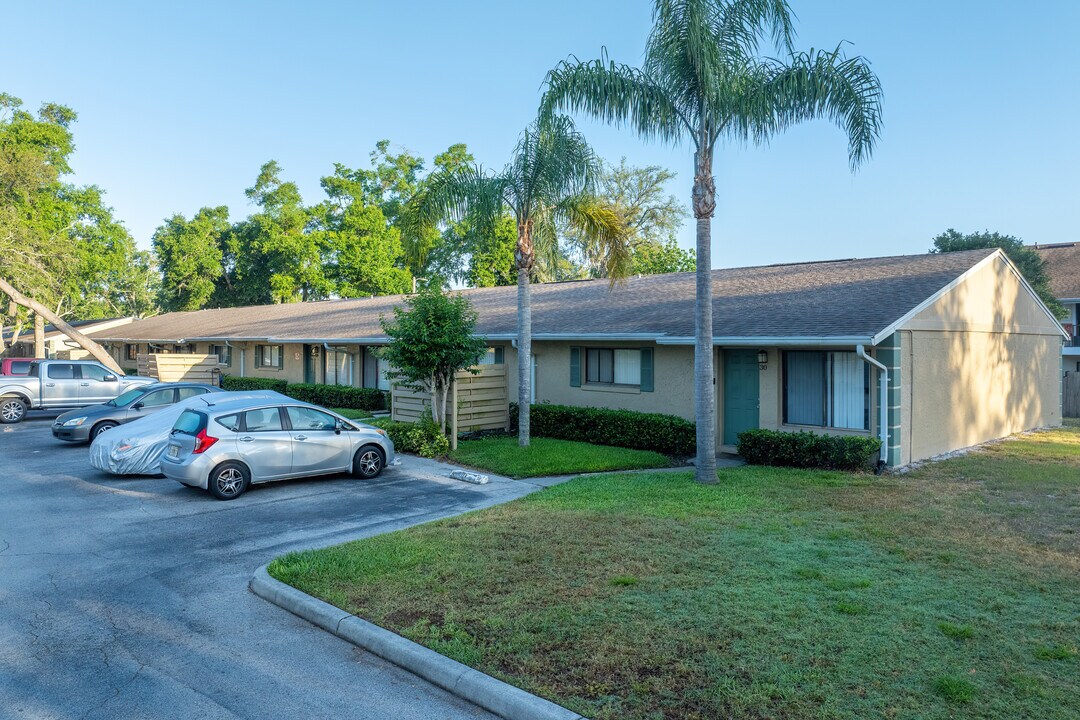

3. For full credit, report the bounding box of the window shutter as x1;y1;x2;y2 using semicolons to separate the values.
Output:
569;346;581;387
640;348;654;392
494;347;504;364
277;346;284;370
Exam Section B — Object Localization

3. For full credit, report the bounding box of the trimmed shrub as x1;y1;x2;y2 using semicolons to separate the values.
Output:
369;416;449;458
221;376;288;392
510;403;695;456
736;428;881;471
284;383;387;411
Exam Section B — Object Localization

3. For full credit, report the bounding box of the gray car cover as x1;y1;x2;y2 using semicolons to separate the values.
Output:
89;390;289;475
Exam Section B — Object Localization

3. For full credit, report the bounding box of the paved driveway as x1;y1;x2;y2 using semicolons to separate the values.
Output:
0;414;535;719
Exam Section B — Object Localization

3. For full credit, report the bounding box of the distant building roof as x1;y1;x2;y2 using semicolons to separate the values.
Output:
96;249;1001;346
1033;242;1080;300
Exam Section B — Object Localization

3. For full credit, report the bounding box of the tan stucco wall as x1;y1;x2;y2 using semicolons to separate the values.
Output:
904;331;1061;462
504;341;696;420
900;255;1064;463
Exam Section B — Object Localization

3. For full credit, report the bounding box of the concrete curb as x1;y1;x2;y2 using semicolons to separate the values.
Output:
250;565;585;720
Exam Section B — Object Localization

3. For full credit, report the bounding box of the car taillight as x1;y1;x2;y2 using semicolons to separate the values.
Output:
193;429;218;454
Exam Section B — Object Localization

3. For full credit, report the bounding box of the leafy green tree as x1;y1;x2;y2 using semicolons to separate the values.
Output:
405;115;629;446
152;206;228;312
573;159;688;277
542;0;883;481
931;229;1065;317
632;237;695;275
379;287;488;433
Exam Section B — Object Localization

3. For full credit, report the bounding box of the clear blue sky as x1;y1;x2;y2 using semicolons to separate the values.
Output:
4;0;1078;268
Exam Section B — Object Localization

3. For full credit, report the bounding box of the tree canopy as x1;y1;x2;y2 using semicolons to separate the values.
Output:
930;229;1065;317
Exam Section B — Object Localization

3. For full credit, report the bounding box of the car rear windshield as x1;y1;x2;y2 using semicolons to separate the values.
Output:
9;361;31;374
173;410;206;436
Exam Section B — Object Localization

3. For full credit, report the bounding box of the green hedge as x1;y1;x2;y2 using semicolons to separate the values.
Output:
369;416;449;458
284;384;387;411
736;429;882;471
221;376;288;392
220;376;387;411
511;403;695;456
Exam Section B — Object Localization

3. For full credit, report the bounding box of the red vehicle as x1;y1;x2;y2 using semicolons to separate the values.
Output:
0;358;34;376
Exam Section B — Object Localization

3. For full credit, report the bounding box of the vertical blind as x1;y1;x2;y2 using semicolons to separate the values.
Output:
784;351;869;430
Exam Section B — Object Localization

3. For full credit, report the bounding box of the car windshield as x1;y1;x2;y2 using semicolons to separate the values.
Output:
107;388;146;407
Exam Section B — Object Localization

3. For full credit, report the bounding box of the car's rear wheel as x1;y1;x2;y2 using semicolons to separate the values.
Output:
0;397;27;424
352;445;385;479
90;421;118;441
208;461;250;500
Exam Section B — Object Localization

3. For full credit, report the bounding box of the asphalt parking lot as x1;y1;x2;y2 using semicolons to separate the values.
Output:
0;413;535;719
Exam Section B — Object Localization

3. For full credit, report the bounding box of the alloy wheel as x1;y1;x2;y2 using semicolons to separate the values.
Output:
216;468;244;496
358;449;382;476
1;399;25;423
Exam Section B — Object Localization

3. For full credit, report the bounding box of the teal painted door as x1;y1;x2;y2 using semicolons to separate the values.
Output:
303;345;316;384
723;349;760;446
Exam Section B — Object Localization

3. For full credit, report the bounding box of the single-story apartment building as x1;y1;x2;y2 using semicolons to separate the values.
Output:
2;317;135;360
94;247;1065;467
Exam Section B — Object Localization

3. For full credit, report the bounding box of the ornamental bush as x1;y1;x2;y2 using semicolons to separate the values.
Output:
369;416;449;458
736;429;881;471
510;403;695;456
221;376;288;392
284;384;387;411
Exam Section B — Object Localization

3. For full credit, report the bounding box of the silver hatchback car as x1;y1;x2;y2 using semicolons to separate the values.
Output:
160;397;396;500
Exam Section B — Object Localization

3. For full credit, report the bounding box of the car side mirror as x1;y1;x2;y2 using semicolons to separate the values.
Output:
334;419;344;435
103;374;117;383
132;402;144;410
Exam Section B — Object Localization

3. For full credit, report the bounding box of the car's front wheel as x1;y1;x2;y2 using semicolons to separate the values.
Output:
208;461;250;500
90;421;118;441
0;397;27;424
352;445;385;479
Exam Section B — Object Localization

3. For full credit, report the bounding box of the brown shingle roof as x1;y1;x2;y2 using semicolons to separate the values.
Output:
1033;242;1080;300
98;248;998;344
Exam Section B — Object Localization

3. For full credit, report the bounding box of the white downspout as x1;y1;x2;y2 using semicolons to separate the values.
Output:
856;345;889;474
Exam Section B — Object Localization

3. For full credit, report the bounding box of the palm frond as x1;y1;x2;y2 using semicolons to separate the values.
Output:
401;165;508;268
541;54;690;144
556;194;633;283
749;45;883;169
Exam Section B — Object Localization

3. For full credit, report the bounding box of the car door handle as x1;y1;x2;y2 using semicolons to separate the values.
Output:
46;383;55;387
239;436;254;443
80;382;89;387
295;435;308;441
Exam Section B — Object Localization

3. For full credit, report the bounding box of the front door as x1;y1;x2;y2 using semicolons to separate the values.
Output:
303;345;316;384
723;350;760;446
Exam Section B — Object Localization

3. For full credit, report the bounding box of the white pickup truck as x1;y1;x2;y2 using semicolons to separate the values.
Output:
0;359;154;424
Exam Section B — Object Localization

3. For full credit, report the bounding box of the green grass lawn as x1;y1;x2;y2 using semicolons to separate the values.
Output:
448;436;671;478
269;425;1080;720
329;407;374;420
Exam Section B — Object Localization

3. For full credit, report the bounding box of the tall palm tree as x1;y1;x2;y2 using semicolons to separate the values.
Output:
405;115;629;446
541;0;882;482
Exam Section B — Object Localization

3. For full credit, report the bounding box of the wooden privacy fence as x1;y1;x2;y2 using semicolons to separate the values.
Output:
137;353;222;384
1065;372;1080;418
391;364;510;448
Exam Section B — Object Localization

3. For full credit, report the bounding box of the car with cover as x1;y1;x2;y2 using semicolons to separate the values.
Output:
1;358;33;376
160;397;396;499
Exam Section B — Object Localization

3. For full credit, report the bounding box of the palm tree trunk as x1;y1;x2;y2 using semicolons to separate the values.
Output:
692;146;717;483
0;276;125;374
516;266;531;447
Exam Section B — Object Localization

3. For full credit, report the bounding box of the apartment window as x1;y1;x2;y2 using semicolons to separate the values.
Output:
783;351;870;431
376;356;391;391
478;347;505;365
173;343;195;354
255;344;283;369
325;349;350;386
209;344;232;366
125;344;138;361
585;348;640;386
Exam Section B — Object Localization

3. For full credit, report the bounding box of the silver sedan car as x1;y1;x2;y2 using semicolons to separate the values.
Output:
160;397;397;500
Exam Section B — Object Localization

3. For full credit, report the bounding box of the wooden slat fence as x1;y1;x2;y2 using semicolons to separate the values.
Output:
1064;372;1080;418
391;364;510;448
137;353;222;384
